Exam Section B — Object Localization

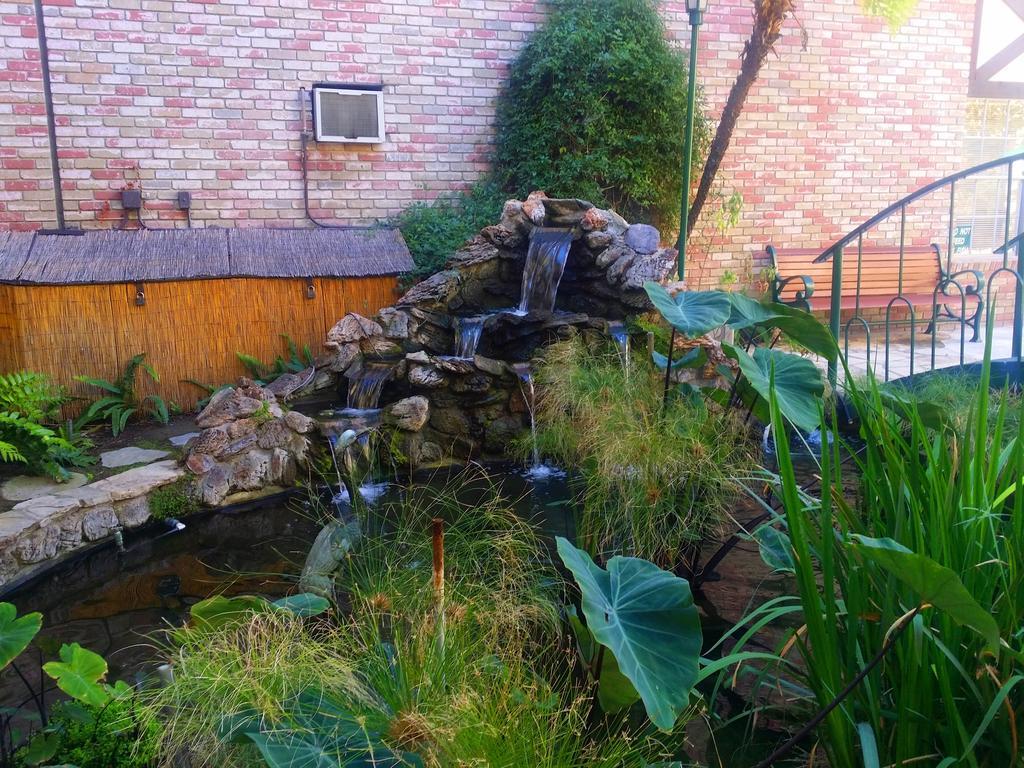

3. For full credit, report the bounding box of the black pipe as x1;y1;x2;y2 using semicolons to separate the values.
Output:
299;86;347;229
32;0;66;231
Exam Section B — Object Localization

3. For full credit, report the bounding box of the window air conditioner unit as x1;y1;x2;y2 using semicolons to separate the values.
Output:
311;83;385;144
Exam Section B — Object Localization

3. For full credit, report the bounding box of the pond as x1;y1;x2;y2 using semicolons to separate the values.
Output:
0;464;790;723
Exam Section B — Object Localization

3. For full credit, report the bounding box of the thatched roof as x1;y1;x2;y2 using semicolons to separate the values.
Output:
0;227;413;285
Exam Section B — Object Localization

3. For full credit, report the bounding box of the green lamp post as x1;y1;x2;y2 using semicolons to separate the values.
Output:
676;0;707;282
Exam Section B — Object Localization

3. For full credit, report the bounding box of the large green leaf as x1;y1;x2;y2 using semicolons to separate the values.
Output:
42;643;109;708
727;293;838;360
0;602;41;670
752;526;796;573
725;345;824;432
19;732;59;766
597;649;642;713
557;537;702;730
190;594;271;630
850;535;1000;654
568;605;642;713
271;594;330;619
644;283;731;338
246;731;338;768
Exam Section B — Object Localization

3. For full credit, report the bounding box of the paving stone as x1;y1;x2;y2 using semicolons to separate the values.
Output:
91;460;185;501
169;432;200;447
0;473;88;502
100;446;171;468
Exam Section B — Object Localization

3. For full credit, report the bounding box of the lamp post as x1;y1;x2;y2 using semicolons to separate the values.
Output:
676;0;707;282
663;0;707;408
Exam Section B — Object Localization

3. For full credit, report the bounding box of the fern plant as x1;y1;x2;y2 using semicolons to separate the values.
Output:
0;412;92;480
76;353;170;436
236;335;314;384
0;371;68;423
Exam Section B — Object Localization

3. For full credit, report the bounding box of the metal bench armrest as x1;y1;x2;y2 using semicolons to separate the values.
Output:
942;268;985;295
773;274;815;310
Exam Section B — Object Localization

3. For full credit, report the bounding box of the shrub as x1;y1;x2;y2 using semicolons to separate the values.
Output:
394;180;507;279
494;0;709;229
19;697;161;768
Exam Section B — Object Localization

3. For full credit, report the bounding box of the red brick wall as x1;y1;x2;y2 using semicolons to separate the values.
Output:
0;0;976;288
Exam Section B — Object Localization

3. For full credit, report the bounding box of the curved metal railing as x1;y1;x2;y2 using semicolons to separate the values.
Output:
811;152;1024;383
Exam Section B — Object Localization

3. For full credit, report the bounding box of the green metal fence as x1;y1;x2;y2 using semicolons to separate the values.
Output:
813;152;1024;384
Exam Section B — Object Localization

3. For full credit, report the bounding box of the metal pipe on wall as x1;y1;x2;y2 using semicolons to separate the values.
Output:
32;0;67;231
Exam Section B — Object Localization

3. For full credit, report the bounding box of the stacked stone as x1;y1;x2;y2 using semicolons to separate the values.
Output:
185;194;678;504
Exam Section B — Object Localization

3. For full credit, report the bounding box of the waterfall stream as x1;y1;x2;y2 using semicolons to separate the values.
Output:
518;229;573;314
454;316;485;359
514;364;561;480
607;321;630;377
346;363;394;410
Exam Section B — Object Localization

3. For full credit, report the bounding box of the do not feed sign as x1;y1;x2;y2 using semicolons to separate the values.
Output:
953;224;972;254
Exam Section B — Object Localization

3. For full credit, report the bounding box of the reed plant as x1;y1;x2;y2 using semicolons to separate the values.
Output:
528;335;756;567
749;342;1024;766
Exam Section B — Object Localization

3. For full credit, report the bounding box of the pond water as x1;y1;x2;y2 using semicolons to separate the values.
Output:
0;465;791;717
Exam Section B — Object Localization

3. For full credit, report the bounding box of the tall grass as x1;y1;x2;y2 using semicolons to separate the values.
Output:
144;469;682;767
757;347;1024;766
528;335;756;567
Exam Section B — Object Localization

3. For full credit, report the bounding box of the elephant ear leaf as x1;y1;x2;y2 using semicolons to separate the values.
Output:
0;602;41;670
43;643;109;708
725;345;824;432
644;283;732;338
850;535;1000;654
271;593;330;619
727;294;838;361
556;537;702;731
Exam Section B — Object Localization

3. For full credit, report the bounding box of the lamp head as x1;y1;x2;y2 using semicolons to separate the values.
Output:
686;0;706;24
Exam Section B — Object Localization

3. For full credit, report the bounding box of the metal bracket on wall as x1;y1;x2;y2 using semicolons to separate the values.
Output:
305;278;316;300
134;282;146;306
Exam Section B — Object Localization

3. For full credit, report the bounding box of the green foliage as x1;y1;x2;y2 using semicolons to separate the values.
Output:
393;180;507;278
751;344;1024;766
18;696;160;768
494;0;709;229
862;0;919;30
644;284;732;338
147;480;198;522
0;603;41;671
0;411;92;480
642;285;834;431
892;371;1022;439
558;538;702;730
145;471;686;767
43;643;110;708
528;336;755;566
76;353;169;435
725;346;823;432
11;639;161;768
0;371;67;423
236;335;314;384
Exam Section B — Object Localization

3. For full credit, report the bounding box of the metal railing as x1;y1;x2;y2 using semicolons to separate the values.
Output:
814;152;1024;384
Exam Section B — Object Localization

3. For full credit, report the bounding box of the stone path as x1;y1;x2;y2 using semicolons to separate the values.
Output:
100;446;171;468
810;324;1017;381
0;473;88;503
841;324;1014;380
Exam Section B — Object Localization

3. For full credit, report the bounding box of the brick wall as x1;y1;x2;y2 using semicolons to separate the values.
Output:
0;0;976;287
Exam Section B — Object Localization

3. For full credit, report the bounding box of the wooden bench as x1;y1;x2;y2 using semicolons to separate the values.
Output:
765;244;985;342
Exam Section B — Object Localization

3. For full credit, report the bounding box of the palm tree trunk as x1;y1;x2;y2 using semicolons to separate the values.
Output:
687;0;795;235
